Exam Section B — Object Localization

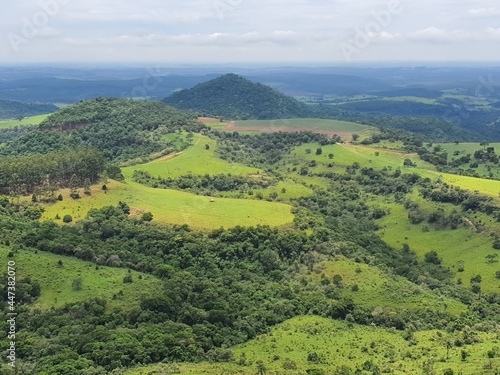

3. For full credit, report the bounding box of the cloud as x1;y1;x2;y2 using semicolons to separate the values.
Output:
468;8;500;17
64;31;301;48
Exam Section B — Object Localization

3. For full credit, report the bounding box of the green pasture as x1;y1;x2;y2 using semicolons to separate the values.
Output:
39;179;294;229
377;202;500;293
0;114;49;129
0;246;162;311
126;316;500;375
309;257;466;315
122;134;259;180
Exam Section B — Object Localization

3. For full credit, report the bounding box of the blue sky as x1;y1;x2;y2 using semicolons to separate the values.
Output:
1;0;500;63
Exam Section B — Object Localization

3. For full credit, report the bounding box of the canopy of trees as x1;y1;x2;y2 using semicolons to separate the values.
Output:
164;74;313;120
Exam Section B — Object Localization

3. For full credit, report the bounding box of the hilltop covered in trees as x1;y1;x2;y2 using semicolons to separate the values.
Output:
164;74;312;120
0;100;57;119
0;98;204;162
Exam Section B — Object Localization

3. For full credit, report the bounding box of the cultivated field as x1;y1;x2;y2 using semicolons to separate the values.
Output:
230;118;374;136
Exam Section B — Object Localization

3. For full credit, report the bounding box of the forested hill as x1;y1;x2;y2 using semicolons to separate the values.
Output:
0;98;204;162
0;100;57;119
163;73;312;120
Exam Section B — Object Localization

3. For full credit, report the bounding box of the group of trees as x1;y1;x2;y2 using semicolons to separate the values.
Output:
214;131;333;167
0;147;105;196
132;170;275;195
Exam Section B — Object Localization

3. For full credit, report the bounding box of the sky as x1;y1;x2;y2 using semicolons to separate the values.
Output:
1;0;500;64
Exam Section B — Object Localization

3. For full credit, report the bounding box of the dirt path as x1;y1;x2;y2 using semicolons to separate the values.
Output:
463;217;477;232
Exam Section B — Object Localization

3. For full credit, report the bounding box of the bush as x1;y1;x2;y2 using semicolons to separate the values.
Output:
63;215;73;223
141;212;153;222
123;274;133;284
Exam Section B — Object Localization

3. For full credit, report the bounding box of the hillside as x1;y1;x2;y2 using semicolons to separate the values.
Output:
0;100;57;119
0;98;204;162
164;73;312;120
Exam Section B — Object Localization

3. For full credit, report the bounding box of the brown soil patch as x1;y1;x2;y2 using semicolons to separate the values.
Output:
155;152;183;162
198;117;221;124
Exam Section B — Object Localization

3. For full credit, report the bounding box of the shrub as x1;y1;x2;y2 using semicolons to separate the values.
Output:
63;215;73;223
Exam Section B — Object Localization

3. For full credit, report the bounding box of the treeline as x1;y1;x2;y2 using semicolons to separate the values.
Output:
132;170;275;194
0;98;205;162
213;131;334;167
0;100;57;120
164;74;312;120
0;147;105;195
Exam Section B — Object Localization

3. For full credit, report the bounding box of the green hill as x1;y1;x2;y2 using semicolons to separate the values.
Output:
0;98;204;162
164;74;312;120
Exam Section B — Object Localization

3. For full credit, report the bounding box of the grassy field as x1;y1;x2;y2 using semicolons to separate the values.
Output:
0;246;162;310
40;179;294;229
233;118;373;135
0;114;49;129
122;134;259;180
126;315;500;375
377;201;500;293
309;257;466;315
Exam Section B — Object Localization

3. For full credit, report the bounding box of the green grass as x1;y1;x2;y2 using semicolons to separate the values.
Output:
122;134;259;180
0;114;49;129
0;246;162;310
377;202;500;293
126;315;500;375
309;257;466;315
39;179;294;230
234;118;373;134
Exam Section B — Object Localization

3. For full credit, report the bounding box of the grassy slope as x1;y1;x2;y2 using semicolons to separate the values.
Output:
40;179;294;229
0;246;162;310
310;257;466;315
126;316;500;375
0;114;49;129
377;202;500;293
122;135;260;180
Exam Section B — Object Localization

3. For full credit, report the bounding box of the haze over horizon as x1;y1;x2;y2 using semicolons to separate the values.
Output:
2;0;500;64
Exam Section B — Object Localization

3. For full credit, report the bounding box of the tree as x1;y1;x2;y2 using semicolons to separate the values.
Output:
328;153;334;159
58;260;63;268
424;250;442;265
57;194;63;201
72;277;83;291
316;148;323;155
141;212;153;222
63;215;73;223
205;144;210;150
486;253;499;264
69;174;80;199
123;274;133;284
352;134;359;141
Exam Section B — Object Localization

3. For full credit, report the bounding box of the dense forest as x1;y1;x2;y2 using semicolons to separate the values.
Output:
0;100;57;120
0;98;204;162
164;74;312;120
